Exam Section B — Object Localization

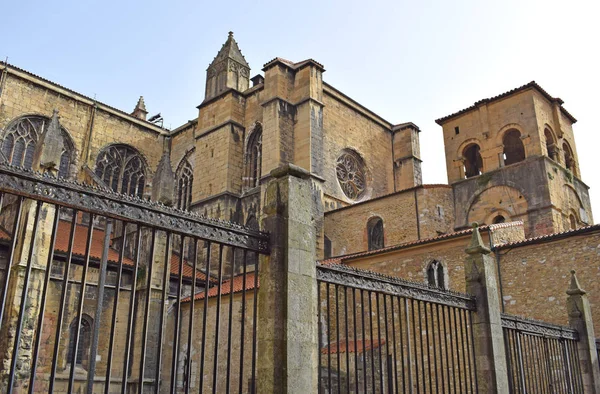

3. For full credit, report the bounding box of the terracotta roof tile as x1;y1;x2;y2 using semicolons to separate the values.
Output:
182;271;258;303
169;254;217;283
496;223;600;249
321;339;386;355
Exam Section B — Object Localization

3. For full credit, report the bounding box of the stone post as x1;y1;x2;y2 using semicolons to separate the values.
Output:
464;224;509;393
566;270;600;393
257;163;319;393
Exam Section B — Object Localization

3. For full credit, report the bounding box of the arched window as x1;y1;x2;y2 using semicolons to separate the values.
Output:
246;215;259;230
0;115;74;176
492;215;506;224
67;315;92;367
367;217;384;251
462;144;483;178
427;261;445;289
244;126;262;190
95;145;146;197
569;213;577;230
563;142;577;177
176;159;193;210
544;128;557;161
502;130;525;166
324;236;332;259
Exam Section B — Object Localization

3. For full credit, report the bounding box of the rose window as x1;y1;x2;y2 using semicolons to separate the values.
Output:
336;151;366;200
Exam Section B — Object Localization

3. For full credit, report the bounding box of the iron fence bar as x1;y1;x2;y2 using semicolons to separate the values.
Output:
105;221;129;394
335;284;341;394
199;241;212;394
225;247;237;394
405;297;414;394
515;332;526;393
7;201;41;393
459;307;469;393
170;235;186;393
462;309;474;393
138;228;157;394
86;218;113;394
250;252;259;394
28;204;60;394
156;232;173;394
239;250;248;394
573;340;585;393
383;294;391;394
352;287;359;394
390;296;399;394
211;244;225;394
376;293;384;392
447;305;457;394
554;338;568;393
369;291;376;393
344;286;350;394
186;238;198;394
0;165;269;253
561;339;574;394
537;336;549;394
67;213;96;393
501;314;578;340
468;311;478;393
122;225;142;394
326;282;331;393
525;334;535;393
436;304;446;394
361;289;367;394
317;281;322;394
0;195;23;334
424;302;433;393
542;336;553;393
412;299;422;394
430;303;438;394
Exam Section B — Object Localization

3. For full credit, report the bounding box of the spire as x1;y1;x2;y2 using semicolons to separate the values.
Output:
208;31;250;69
465;222;491;255
567;270;586;296
204;32;251;100
33;109;64;174
152;138;176;206
132;96;148;120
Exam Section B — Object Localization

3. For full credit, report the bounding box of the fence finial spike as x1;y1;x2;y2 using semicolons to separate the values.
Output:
567;269;586;296
466;222;491;255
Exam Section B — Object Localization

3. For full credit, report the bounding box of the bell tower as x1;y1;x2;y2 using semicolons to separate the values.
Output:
204;32;250;101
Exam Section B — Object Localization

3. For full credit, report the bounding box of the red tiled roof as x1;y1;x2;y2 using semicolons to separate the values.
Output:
0;227;10;241
435;81;577;125
496;223;600;249
169;254;217;284
181;271;258;303
54;221;134;266
321;339;386;355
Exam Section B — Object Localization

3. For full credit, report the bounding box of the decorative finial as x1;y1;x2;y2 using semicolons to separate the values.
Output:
465;222;491;255
567;269;586;295
228;31;234;38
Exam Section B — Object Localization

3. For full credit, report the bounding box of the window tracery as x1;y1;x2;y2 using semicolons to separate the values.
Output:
427;260;445;289
0;115;73;177
177;159;193;210
244;126;262;190
336;150;366;200
95;145;146;197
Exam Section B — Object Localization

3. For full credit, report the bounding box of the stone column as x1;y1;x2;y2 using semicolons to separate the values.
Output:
464;224;509;393
257;163;319;393
567;270;600;393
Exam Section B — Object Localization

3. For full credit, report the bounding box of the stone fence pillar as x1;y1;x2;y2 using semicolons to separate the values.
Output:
257;164;319;393
567;270;600;393
464;224;510;393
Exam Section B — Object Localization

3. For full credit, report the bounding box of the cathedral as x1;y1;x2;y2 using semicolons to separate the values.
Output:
0;32;599;392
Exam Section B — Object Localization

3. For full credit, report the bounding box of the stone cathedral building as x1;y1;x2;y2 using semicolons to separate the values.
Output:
0;32;599;390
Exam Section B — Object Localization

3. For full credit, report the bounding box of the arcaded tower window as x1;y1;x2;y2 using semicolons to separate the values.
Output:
563;142;577;177
493;215;506;224
462;143;483;178
427;260;445;289
336;149;366;200
95;145;146;198
569;213;578;230
0;115;74;177
177;159;193;210
502;129;525;166
367;217;384;251
244;126;262;190
544;128;557;161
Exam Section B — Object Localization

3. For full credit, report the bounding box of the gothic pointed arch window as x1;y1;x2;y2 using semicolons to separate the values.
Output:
367;217;384;251
67;314;93;368
502;129;525;166
0;115;74;177
244;125;262;190
462;144;483;178
176;158;193;210
95;145;147;197
426;260;445;289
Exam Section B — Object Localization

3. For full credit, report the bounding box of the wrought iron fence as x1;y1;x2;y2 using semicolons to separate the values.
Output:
317;263;478;394
0;164;269;393
502;314;584;394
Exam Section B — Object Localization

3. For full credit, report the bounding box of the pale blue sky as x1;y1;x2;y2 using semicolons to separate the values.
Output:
2;0;599;219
